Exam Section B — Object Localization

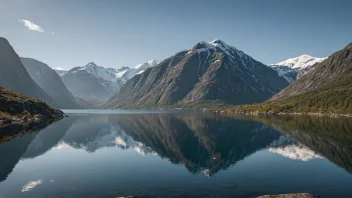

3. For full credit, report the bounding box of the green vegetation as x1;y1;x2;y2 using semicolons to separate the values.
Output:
0;87;63;123
228;86;352;115
159;100;232;110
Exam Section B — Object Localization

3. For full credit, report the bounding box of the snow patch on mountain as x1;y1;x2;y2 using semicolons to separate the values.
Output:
269;65;298;83
273;55;327;69
82;62;117;81
54;68;68;76
55;67;65;71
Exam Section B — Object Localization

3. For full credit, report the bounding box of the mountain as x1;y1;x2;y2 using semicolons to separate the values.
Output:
104;39;289;108
116;60;159;84
230;42;352;114
269;65;298;83
0;37;59;107
54;67;67;76
61;60;157;106
20;58;81;109
271;55;327;78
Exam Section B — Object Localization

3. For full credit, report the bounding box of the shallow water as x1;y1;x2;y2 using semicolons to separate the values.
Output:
0;110;352;198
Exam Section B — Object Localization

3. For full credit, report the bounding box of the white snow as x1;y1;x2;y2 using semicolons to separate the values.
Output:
273;55;327;69
54;67;65;71
270;65;297;83
115;70;127;78
136;70;145;75
70;60;158;86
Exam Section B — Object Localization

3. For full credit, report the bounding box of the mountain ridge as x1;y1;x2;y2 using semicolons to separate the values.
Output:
60;60;158;106
104;39;289;109
229;42;352;114
271;54;327;78
0;37;59;108
20;57;81;109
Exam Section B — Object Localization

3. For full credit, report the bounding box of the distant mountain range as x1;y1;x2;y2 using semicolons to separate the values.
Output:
271;54;327;78
54;67;67;76
104;39;289;108
60;60;158;106
1;36;350;113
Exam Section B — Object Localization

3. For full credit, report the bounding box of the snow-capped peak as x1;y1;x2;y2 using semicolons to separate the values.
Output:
55;67;65;71
209;39;230;49
134;59;159;69
273;55;327;69
85;62;98;67
192;39;247;58
148;59;159;66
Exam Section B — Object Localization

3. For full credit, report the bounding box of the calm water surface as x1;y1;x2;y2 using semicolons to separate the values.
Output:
0;110;352;198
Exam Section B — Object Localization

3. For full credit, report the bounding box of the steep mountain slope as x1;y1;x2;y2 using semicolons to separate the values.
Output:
105;40;289;108
61;62;127;105
0;37;59;107
61;60;157;106
54;67;67;76
230;42;352;114
269;65;298;83
271;55;326;78
118;59;159;84
21;58;81;109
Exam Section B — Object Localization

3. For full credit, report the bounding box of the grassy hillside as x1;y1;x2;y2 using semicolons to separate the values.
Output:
229;86;352;115
0;87;64;123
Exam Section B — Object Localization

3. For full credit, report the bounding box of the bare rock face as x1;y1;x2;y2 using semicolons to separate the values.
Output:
105;40;289;108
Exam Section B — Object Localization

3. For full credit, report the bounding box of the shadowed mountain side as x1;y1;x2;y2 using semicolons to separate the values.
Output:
0;133;37;182
20;57;81;109
110;114;282;175
230;115;352;174
21;118;75;159
60;115;118;152
0;38;59;107
0;118;74;182
105;40;288;109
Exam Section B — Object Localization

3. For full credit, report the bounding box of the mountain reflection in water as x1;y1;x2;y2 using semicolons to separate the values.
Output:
0;111;352;198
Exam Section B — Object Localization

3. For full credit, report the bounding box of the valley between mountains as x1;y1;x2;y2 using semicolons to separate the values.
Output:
0;36;351;123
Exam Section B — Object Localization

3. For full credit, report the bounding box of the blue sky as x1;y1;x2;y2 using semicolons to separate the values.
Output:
0;0;351;69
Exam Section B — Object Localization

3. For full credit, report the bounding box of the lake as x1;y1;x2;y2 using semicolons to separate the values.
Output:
0;110;352;198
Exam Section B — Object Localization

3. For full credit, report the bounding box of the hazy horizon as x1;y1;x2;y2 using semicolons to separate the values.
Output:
1;0;351;70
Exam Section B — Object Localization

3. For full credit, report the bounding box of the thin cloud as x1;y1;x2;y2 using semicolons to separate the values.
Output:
18;19;44;32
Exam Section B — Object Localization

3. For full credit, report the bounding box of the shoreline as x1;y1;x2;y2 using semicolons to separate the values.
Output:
214;110;352;118
0;112;65;142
